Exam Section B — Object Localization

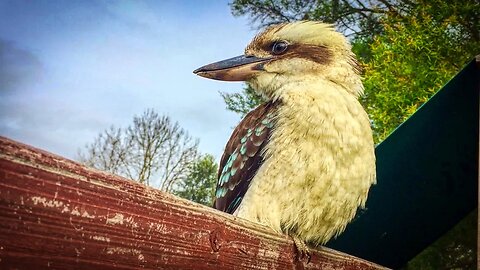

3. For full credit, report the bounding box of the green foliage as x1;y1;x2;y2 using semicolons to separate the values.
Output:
230;0;386;39
173;154;218;206
362;0;480;142
220;84;264;117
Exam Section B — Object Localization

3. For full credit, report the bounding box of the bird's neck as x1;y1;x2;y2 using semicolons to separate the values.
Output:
261;76;367;136
272;76;355;106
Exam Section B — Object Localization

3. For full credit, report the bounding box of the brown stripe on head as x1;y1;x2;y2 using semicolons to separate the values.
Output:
281;44;332;65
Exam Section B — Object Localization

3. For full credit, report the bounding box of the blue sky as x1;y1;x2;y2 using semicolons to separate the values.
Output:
0;0;257;161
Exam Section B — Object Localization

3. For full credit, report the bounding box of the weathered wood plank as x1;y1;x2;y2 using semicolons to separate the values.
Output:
0;136;388;269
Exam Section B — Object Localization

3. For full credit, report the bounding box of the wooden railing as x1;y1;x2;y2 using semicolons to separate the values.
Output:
0;136;388;269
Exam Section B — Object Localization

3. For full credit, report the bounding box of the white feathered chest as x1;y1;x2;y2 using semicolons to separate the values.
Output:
235;81;376;245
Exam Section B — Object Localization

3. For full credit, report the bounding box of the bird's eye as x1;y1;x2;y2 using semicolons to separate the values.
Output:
271;41;289;55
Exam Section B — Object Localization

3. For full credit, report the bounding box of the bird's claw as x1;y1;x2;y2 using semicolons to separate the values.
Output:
292;235;311;264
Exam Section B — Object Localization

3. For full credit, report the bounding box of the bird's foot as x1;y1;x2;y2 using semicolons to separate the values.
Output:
292;235;311;264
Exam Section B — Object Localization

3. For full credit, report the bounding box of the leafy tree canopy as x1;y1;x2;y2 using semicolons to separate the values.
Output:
173;154;218;206
362;0;480;141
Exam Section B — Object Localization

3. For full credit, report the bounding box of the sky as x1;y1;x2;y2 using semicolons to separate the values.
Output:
0;0;257;161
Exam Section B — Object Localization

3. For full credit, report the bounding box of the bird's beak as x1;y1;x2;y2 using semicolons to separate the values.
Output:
193;55;271;81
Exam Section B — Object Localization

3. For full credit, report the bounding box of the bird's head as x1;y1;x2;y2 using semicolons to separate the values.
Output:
194;21;363;99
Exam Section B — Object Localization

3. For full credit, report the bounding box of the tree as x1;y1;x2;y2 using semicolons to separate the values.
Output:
173;154;218;206
230;0;479;42
78;109;199;191
230;0;392;39
76;126;130;177
362;0;480;142
220;83;264;118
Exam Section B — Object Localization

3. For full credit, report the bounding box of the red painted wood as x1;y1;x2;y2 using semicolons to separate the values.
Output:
0;136;388;269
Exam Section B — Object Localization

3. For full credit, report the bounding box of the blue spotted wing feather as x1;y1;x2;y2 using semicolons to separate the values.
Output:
214;101;277;214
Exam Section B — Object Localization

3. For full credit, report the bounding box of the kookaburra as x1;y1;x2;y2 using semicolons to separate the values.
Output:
194;21;376;255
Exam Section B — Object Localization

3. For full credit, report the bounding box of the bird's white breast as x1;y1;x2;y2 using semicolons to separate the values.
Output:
235;80;376;245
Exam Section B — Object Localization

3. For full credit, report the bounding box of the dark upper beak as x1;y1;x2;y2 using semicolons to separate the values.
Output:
193;55;271;81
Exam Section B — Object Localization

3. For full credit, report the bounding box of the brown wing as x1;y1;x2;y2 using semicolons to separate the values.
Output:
214;101;278;213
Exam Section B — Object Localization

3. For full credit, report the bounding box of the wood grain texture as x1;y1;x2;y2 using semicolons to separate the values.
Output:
0;136;388;270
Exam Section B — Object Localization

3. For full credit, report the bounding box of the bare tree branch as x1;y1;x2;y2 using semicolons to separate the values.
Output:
78;109;199;191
